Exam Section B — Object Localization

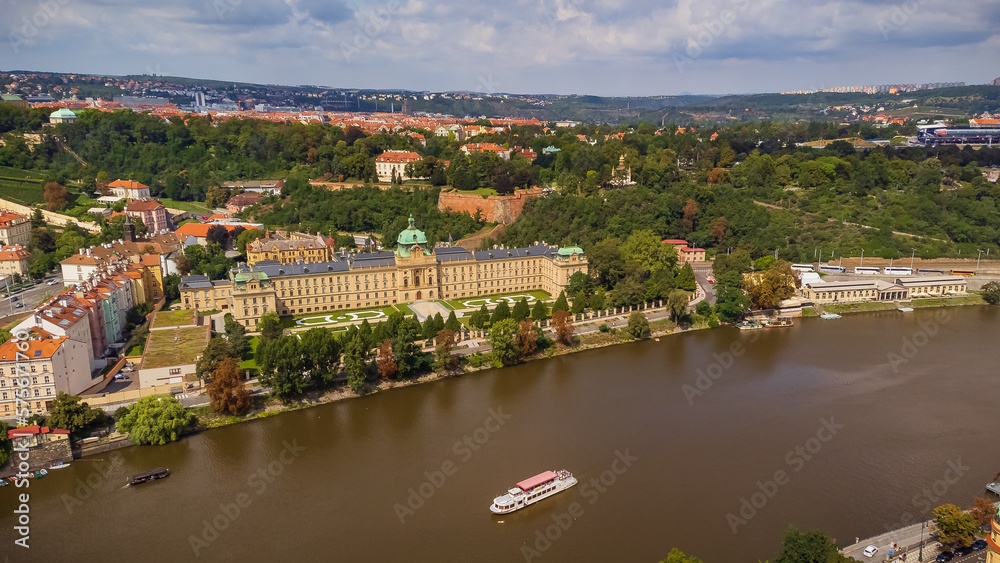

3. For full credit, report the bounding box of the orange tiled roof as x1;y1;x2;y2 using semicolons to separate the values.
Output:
175;223;257;238
0;245;29;261
108;179;148;190
376;150;422;163
125;199;165;212
0;211;28;228
0;328;66;361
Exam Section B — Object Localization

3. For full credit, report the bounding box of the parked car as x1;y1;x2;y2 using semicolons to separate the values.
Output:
971;539;988;551
15;303;23;308
953;545;973;557
46;280;58;286
10;296;17;302
862;545;878;558
936;551;954;562
113;374;129;381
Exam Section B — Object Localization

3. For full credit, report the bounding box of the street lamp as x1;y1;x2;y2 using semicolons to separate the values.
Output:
860;248;864;267
978;249;983;273
910;248;916;271
918;521;925;561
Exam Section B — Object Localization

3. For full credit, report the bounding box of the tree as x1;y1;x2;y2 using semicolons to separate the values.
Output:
571;290;587;314
709;216;727;244
301;328;341;387
969;497;995;530
622;229;677;274
117;395;193;446
774;527;852;563
682;198;698;232
744;261;797;310
45;392;108;439
589;290;606;311
376;339;398;380
206;225;229;247
224;316;250;358
531;300;549;321
163;274;181;301
552;310;575;346
444;310;461;332
626;311;649;339
512;298;531;322
491;300;511;325
343;331;371;393
667;290;690;322
196;336;235;381
393;315;422;378
257;311;283;343
470;304;490;329
206;357;252;416
517;320;538;357
676;263;697;292
552;291;569;313
489;318;521;366
714;271;751;323
433;329;459;372
256;335;307;400
982;281;1000;305
43;182;69;211
659;549;703;563
934;503;978;548
237;228;266;255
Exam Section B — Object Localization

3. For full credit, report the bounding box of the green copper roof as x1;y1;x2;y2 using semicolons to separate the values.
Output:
396;213;428;246
558;247;583;256
50;108;77;118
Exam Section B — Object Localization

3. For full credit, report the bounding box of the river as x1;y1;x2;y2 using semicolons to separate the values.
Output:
2;306;999;562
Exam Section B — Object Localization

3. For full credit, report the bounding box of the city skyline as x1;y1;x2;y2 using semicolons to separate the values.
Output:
3;0;998;97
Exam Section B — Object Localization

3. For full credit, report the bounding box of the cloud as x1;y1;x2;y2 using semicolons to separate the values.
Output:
2;0;997;95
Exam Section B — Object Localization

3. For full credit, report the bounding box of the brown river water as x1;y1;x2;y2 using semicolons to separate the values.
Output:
2;306;999;562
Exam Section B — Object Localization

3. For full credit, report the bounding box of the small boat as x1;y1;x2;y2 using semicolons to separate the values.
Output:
820;313;842;320
987;482;1000;495
490;470;578;514
127;468;170;486
33;469;47;479
736;320;764;330
898;307;914;312
0;479;7;487
48;463;71;470
763;317;794;328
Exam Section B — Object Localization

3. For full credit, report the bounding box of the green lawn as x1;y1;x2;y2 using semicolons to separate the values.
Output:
446;290;551;311
157;198;214;214
0;166;46;180
394;303;414;316
0;178;44;206
911;295;984;308
823;301;899;314
142;325;210;368
281;305;399;329
239;336;260;370
151;309;197;328
450;187;497;197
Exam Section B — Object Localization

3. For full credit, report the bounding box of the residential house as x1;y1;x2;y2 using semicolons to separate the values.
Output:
0;245;30;276
125;199;172;234
0;328;92;416
174;222;258;250
0;211;31;246
661;239;706;263
225;192;264;214
460;143;511;160
108;180;151;200
179;276;233;312
375;150;423;182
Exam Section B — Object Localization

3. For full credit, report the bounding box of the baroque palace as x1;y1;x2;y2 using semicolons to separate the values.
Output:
180;215;587;328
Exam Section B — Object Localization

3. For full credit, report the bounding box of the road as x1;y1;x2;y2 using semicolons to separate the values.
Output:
0;272;65;321
840;519;989;562
691;264;716;306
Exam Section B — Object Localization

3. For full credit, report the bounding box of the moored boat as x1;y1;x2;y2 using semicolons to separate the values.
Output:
763;316;793;328
820;313;842;320
898;307;914;312
33;469;47;479
127;468;170;486
490;470;577;514
49;462;71;470
987;482;1000;495
736;320;764;330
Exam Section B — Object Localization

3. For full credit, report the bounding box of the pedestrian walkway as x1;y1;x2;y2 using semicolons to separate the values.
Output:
840;520;940;561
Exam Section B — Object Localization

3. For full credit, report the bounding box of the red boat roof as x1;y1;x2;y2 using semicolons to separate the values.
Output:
517;471;558;491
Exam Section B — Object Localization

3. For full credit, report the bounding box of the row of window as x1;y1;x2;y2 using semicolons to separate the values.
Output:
0;365;49;375
0;374;51;384
0;386;53;400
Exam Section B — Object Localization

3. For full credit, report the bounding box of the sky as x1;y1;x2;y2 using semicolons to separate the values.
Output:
2;0;999;96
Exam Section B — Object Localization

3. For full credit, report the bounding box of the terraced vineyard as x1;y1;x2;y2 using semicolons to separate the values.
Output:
0;177;44;206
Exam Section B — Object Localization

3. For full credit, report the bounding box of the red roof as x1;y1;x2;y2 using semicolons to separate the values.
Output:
175;223;258;238
108;179;148;190
662;239;688;245
517;471;558;491
8;425;71;439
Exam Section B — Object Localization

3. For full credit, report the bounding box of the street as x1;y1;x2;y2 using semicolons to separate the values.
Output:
0;272;65;321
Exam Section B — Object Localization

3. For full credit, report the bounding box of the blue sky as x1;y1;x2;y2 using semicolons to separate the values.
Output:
2;0;998;95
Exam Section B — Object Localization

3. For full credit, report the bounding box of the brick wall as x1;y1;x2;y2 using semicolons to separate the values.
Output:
437;188;542;224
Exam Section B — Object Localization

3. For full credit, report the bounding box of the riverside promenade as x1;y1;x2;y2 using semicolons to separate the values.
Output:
840;520;942;561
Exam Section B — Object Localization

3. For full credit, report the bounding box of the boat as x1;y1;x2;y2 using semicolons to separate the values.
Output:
898;307;914;312
736;320;764;330
763;316;794;328
987;482;1000;495
0;479;7;487
33;469;47;479
48;462;71;470
820;313;842;320
127;468;170;486
490;470;578;514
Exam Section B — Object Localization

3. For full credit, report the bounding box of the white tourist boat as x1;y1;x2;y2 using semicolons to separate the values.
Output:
987;482;1000;495
490;470;578;514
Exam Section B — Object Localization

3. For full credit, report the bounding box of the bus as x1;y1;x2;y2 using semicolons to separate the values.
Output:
790;264;815;273
818;265;846;274
883;267;913;276
917;268;945;275
950;269;976;276
854;267;880;275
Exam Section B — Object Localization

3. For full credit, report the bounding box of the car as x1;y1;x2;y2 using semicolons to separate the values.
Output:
936;551;954;562
14;303;23;308
954;545;973;556
10;296;17;302
971;539;988;551
862;545;878;557
113;374;129;381
46;280;58;286
707;276;716;284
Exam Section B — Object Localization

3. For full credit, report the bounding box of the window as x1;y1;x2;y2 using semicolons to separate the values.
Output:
168;368;181;375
